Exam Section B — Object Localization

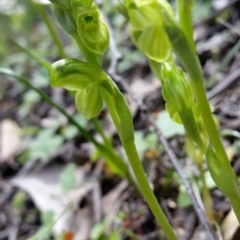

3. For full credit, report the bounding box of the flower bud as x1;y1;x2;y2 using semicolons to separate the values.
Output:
49;58;107;90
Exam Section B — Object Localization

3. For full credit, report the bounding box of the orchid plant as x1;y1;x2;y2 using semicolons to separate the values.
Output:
123;0;240;224
46;0;240;239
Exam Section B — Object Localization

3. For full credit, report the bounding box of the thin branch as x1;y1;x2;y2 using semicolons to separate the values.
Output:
105;14;216;240
207;68;240;100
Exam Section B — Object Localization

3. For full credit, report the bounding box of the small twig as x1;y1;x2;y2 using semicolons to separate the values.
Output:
105;13;216;240
207;68;240;99
206;19;240;100
217;19;240;36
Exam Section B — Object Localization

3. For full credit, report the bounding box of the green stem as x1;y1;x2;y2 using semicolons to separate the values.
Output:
100;85;177;239
123;141;177;240
198;164;214;222
9;37;51;70
177;0;195;51
164;16;240;222
91;117;110;145
34;3;66;59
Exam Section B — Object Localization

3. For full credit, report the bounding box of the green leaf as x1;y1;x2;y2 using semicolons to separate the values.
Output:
60;163;77;192
62;125;79;140
134;131;158;154
109;231;121;240
27;128;64;161
90;218;107;240
139;25;172;62
177;191;192;208
155;110;185;138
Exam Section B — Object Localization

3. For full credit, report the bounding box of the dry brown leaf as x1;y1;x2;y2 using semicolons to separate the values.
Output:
0;119;21;162
11;164;99;239
222;209;239;240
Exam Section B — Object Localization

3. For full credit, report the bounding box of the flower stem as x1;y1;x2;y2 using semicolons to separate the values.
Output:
123;141;178;240
176;0;195;51
91;117;110;145
198;164;214;222
164;18;240;222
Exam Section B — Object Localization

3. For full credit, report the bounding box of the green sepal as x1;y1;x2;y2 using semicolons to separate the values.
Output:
139;25;172;62
49;58;107;90
75;86;103;119
206;144;240;198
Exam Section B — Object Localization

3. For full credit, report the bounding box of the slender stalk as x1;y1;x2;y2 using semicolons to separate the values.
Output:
163;15;240;222
149;59;216;239
34;3;66;59
100;87;177;240
9;37;51;70
198;164;214;222
123;141;178;240
91;117;110;145
177;0;195;51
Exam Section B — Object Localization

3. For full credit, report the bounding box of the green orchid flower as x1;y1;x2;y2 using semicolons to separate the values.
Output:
160;62;207;152
125;0;174;62
71;0;109;55
50;58;107;119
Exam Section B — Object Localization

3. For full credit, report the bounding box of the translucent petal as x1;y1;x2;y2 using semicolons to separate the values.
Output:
139;25;172;62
